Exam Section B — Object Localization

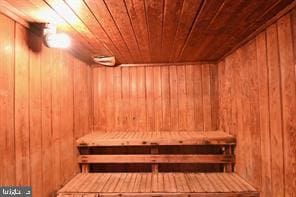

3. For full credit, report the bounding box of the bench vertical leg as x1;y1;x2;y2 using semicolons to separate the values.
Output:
151;146;159;173
224;145;234;172
82;164;89;173
81;147;90;173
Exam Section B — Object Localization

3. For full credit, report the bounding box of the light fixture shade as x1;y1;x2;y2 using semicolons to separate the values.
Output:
44;33;71;48
93;56;116;66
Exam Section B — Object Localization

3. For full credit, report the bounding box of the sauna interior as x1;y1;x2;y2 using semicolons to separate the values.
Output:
0;0;296;196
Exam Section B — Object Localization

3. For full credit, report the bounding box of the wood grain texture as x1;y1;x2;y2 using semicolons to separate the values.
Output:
0;12;92;197
218;9;296;197
3;0;295;63
15;22;30;186
77;131;236;147
78;154;235;164
92;64;218;132
29;31;43;195
0;13;15;185
277;13;296;197
57;173;259;196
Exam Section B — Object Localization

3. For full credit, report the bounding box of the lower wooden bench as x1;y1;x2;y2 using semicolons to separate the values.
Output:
57;173;259;197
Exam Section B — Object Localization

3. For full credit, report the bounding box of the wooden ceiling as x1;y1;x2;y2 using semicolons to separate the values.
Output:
2;0;294;64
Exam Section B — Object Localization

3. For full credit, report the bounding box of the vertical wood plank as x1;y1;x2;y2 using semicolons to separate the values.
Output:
122;67;130;131
169;66;178;130
185;65;195;130
177;66;187;131
51;48;61;189
153;67;162;131
92;68;99;131
60;52;75;184
14;23;30;186
74;60;82;138
202;64;212;130
266;24;285;197
96;67;107;131
28;31;42;196
245;41;262;188
277;14;296;197
145;67;155;131
105;68;115;131
130;67;138;130
137;67;147;131
217;60;226;132
193;65;203;130
87;65;93;133
161;66;170;130
114;67;122;130
41;45;53;197
0;14;15;186
256;32;272;197
210;64;218;130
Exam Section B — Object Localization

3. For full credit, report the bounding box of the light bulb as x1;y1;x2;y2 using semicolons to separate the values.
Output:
45;33;71;48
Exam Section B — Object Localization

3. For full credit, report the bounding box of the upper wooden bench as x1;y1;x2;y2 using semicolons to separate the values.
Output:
76;131;236;147
76;131;236;173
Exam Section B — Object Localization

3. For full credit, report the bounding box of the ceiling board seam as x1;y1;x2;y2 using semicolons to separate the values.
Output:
123;0;144;62
211;0;280;61
40;0;96;53
62;0;113;56
178;0;228;61
175;0;206;61
83;1;127;63
218;0;296;63
160;0;165;61
168;0;185;62
196;0;249;60
102;0;136;63
144;0;152;64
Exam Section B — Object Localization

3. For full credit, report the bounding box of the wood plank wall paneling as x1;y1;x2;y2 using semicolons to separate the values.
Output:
218;9;296;197
0;13;93;197
92;64;218;132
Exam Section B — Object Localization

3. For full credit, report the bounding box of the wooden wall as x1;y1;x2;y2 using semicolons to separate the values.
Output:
92;64;218;132
0;13;92;197
218;9;296;197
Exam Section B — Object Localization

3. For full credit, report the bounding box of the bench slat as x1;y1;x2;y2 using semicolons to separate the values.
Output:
78;154;235;164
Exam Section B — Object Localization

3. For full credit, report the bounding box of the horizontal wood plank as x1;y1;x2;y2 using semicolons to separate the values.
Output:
3;0;294;63
78;154;235;164
77;131;236;147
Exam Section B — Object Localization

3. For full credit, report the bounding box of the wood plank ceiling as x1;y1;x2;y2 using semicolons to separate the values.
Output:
3;0;294;64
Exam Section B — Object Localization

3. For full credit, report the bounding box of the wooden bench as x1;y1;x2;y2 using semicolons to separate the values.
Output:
57;131;259;197
76;131;236;146
77;131;236;173
57;173;259;197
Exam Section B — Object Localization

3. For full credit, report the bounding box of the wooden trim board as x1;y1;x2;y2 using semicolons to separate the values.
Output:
78;154;235;164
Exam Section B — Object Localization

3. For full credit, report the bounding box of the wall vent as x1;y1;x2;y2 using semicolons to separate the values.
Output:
93;56;116;66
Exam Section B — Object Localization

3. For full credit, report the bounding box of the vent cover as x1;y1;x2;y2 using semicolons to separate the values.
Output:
93;56;116;66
